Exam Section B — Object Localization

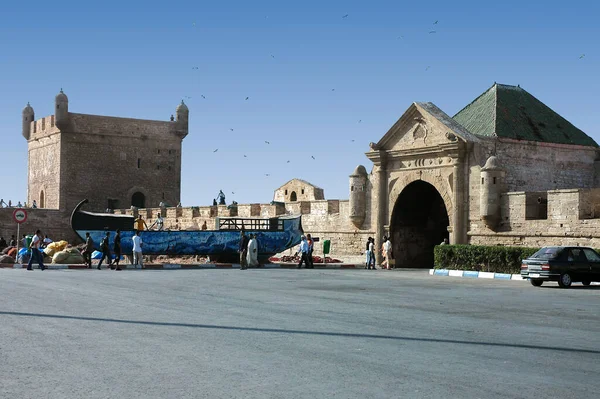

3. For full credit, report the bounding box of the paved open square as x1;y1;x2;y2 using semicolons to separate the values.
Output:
1;268;599;398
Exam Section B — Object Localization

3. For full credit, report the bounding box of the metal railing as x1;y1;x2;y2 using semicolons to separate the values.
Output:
218;217;284;232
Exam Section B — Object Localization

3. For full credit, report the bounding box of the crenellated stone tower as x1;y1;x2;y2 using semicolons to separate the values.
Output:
23;90;189;212
349;165;368;228
479;155;506;229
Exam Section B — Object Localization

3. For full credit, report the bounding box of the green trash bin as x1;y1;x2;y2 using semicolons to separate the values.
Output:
25;234;33;250
323;240;331;255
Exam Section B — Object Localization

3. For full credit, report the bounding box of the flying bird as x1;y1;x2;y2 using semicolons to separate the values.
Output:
358;119;361;123
244;155;247;158
351;139;355;142
579;54;585;59
433;20;438;24
287;160;290;163
342;14;349;18
201;95;206;99
271;54;275;58
429;31;436;34
311;156;315;160
397;35;404;39
230;128;234;131
265;140;270;144
265;174;270;177
331;88;335;91
245;97;249;100
425;66;431;71
184;96;192;99
192;22;196;27
232;192;235;194
192;67;199;70
213;149;218;152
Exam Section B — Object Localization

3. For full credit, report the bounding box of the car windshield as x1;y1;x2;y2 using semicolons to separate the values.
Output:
530;247;562;260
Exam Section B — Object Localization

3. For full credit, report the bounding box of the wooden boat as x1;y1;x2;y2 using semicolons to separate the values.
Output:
70;199;303;263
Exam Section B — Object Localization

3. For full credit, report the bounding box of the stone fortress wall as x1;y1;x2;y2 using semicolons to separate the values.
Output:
4;182;600;259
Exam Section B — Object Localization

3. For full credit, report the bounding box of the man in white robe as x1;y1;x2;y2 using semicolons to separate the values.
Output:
246;234;259;267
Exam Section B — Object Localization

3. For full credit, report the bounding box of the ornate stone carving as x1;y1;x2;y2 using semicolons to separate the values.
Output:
412;117;428;144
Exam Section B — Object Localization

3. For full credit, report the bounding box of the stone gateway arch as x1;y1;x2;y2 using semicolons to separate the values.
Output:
365;102;475;267
362;83;600;268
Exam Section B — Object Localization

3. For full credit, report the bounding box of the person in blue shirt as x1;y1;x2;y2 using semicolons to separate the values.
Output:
296;236;311;269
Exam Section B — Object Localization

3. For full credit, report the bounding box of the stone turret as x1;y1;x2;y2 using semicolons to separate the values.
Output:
480;156;506;229
175;100;189;138
349;165;368;228
22;102;34;140
55;89;69;129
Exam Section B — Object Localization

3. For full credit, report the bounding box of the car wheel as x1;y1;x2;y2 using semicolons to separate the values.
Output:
530;279;543;287
582;280;591;286
558;273;572;288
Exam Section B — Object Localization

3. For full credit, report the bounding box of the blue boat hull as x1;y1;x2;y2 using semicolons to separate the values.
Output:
71;200;303;262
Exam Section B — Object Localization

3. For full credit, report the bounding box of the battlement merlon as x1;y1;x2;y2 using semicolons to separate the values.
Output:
23;90;189;140
25;113;188;141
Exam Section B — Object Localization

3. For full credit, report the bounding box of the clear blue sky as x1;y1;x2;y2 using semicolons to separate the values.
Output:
1;0;598;207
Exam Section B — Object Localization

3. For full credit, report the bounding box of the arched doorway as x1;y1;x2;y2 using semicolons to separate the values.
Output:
290;191;297;202
39;190;45;208
390;180;450;268
131;192;145;208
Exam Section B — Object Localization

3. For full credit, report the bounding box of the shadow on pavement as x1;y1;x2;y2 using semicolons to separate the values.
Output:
1;310;599;355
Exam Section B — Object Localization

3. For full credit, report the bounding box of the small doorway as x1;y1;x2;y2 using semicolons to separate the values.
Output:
290;191;297;202
39;190;45;208
131;192;145;208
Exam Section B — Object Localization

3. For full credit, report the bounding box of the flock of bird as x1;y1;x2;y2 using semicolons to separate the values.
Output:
185;13;587;199
186;14;444;198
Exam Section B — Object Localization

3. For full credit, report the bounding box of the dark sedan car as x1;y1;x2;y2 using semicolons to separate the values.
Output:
521;246;600;288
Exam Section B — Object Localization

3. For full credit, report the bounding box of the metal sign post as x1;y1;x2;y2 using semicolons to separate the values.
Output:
13;208;28;265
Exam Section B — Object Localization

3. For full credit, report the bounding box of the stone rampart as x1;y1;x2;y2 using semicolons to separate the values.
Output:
469;187;600;248
0;208;77;245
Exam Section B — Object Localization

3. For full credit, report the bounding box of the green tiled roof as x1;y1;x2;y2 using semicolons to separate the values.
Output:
452;83;597;147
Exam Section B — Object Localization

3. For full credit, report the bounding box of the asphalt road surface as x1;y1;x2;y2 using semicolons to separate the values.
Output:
1;268;599;399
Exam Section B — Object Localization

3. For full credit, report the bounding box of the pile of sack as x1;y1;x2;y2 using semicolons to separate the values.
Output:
0;247;15;264
43;241;85;264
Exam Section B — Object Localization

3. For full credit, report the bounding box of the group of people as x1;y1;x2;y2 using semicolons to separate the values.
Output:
365;236;393;270
82;230;144;270
238;231;259;270
0;199;38;208
134;214;163;231
296;234;315;269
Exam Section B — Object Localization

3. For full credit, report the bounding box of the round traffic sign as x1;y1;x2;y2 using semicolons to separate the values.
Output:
13;208;27;224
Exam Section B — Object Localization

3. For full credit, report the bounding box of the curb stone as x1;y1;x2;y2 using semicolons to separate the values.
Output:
429;269;524;281
2;263;366;271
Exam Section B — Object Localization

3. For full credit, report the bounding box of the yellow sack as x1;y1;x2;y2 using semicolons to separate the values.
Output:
44;240;69;256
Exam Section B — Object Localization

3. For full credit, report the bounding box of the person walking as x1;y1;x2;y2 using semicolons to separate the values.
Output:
247;233;259;267
149;213;164;231
27;230;46;271
132;230;143;269
239;230;249;270
112;229;122;271
368;238;376;269
306;234;314;268
83;232;94;268
381;236;392;270
134;215;148;231
9;235;15;247
365;237;371;269
296;236;311;269
98;232;112;270
365;237;376;269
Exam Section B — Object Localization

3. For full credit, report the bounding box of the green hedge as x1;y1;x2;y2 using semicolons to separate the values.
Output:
433;245;539;274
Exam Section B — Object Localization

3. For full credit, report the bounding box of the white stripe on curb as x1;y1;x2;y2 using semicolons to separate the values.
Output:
430;269;527;282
